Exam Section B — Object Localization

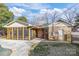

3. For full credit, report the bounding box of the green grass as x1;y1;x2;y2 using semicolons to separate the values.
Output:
29;42;79;56
30;44;49;56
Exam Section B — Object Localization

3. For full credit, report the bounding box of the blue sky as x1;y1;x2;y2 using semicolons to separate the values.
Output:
5;3;72;17
5;3;76;24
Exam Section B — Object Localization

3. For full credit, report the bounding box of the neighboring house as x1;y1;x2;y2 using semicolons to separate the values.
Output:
48;20;72;43
72;24;79;32
71;23;79;41
3;20;72;43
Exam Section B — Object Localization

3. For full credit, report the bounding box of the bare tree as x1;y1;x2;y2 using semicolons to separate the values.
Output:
63;9;76;25
62;4;79;25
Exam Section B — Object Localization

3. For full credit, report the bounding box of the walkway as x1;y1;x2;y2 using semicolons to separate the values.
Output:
0;38;42;56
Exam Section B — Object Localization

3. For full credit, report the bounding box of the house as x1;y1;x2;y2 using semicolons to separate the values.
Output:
3;20;72;43
48;20;72;42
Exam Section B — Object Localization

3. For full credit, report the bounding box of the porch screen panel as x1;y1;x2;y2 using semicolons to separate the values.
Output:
30;30;32;39
13;28;17;39
24;28;28;40
9;28;12;39
18;27;22;40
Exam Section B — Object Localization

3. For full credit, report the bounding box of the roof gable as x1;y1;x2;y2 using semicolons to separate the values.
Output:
49;19;71;27
57;20;70;25
3;20;32;28
54;22;69;27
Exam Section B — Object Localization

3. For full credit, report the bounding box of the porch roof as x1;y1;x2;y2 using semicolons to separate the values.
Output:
3;20;32;28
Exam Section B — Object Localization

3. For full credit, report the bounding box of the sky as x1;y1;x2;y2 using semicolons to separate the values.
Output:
5;3;72;17
5;3;77;25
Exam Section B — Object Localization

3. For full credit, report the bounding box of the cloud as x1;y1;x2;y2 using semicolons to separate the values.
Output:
24;3;49;10
54;8;63;13
9;7;26;17
40;8;64;14
8;4;48;17
7;3;50;10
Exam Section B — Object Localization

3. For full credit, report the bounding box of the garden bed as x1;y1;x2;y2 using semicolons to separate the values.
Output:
29;42;79;56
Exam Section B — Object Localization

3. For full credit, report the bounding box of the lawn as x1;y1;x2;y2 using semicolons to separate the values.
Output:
29;42;79;56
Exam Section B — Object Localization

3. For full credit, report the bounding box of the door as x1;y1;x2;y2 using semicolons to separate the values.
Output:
44;28;48;39
37;29;44;38
58;29;64;41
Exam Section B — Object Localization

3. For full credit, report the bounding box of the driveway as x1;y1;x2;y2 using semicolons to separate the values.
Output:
72;32;79;43
0;38;42;56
